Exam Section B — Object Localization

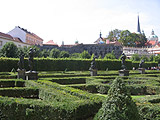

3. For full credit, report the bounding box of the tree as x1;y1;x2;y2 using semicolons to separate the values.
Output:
59;51;70;58
135;33;147;47
104;51;116;59
119;30;134;47
40;49;50;58
49;48;60;58
94;77;142;120
149;55;155;62
0;42;18;58
80;50;91;59
107;29;121;42
70;53;81;59
154;54;160;63
91;53;95;60
140;55;148;62
119;30;147;47
131;54;140;61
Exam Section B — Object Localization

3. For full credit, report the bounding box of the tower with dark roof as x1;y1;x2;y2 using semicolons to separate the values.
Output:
137;15;141;34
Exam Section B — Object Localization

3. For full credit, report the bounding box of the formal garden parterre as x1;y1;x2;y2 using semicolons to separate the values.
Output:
0;69;160;119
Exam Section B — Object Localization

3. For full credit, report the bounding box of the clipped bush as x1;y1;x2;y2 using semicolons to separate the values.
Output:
94;77;142;120
0;57;157;71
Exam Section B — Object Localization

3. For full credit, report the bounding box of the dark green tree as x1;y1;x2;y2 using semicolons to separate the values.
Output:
70;53;81;59
94;77;142;120
135;33;147;47
107;29;121;42
59;51;70;58
49;48;60;58
131;54;140;61
104;51;116;59
0;42;18;58
80;50;91;59
154;54;160;63
140;55;149;62
119;30;134;47
40;49;50;58
149;55;155;62
119;30;147;47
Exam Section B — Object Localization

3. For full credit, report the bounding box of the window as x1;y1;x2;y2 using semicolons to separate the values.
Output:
0;41;2;46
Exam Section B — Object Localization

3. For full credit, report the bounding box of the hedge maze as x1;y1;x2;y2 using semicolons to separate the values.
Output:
1;70;160;119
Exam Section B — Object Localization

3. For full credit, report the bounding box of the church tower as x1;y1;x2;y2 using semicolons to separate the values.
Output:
137;15;141;34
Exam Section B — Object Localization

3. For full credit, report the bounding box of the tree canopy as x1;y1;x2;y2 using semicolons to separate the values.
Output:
94;77;142;120
118;30;147;47
107;29;121;42
0;42;18;58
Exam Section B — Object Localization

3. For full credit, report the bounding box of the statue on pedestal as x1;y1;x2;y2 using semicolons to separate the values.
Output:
18;54;24;70
120;53;126;70
139;59;145;68
89;56;97;71
89;56;97;76
28;48;34;72
17;53;25;79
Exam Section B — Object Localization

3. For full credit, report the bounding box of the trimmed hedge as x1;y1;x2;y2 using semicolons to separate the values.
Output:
0;79;25;87
0;87;39;98
132;61;158;69
39;77;86;85
1;57;157;72
24;80;105;119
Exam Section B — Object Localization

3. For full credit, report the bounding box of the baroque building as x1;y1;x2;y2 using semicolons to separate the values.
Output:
0;32;31;49
8;26;43;46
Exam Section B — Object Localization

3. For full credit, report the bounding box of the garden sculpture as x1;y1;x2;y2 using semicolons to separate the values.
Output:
120;53;126;70
28;48;34;72
89;56;97;71
18;54;24;70
139;59;145;68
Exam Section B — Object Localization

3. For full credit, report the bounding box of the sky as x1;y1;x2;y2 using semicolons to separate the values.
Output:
0;0;160;45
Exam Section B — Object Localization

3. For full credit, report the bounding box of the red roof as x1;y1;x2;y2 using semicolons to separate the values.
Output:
0;32;13;39
43;40;58;45
145;40;157;46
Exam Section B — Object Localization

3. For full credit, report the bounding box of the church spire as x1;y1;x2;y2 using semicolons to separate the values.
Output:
100;31;102;38
137;15;141;34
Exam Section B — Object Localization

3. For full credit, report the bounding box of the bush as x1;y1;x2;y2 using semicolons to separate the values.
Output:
94;77;142;120
0;57;157;71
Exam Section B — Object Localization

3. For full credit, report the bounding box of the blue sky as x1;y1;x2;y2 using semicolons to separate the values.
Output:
0;0;160;45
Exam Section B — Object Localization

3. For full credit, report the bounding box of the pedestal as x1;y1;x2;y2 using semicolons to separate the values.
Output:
119;70;130;76
138;68;145;74
90;69;97;76
17;69;26;80
25;71;38;80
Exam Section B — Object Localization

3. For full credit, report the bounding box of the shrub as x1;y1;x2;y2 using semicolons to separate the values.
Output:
94;77;142;120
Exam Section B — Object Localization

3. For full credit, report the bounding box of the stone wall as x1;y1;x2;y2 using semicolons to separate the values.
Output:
38;44;123;58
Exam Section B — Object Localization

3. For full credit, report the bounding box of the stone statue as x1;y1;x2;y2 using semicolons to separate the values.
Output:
28;48;34;72
89;56;97;71
18;54;24;70
120;53;126;70
139;59;145;68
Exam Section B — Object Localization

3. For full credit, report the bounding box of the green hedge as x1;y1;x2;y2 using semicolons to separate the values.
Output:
24;80;104;119
39;77;87;85
0;79;105;120
132;61;158;69
0;87;39;98
0;79;25;87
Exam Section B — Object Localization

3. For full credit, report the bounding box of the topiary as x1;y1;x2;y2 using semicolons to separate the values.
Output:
94;77;142;120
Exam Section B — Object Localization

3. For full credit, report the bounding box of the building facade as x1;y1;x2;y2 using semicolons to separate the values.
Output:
123;47;150;58
40;43;123;58
0;32;31;49
8;26;43;46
